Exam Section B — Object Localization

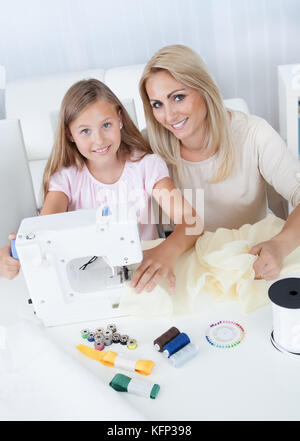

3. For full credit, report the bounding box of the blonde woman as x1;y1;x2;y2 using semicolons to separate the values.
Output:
0;79;202;293
139;44;300;281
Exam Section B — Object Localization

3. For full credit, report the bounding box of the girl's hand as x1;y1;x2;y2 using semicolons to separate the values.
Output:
250;238;286;281
130;244;177;293
0;233;21;280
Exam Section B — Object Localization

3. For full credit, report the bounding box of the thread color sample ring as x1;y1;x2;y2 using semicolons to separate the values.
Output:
206;320;245;349
162;332;190;357
153;327;180;352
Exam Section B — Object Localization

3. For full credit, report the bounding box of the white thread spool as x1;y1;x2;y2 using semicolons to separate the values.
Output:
269;278;300;355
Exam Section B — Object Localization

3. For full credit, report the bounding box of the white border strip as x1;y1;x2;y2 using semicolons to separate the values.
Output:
0;66;6;90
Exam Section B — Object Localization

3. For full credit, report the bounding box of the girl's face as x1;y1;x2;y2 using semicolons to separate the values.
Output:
145;70;207;145
68;99;122;165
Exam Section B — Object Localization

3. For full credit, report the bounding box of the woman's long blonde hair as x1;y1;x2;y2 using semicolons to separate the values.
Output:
42;78;152;200
139;44;235;186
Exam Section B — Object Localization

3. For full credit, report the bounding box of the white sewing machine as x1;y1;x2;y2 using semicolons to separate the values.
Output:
14;205;143;326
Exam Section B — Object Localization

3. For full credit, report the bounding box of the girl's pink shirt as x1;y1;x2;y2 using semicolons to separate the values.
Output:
48;152;170;240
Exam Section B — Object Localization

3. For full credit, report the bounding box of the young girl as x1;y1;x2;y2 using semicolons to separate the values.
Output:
0;79;203;292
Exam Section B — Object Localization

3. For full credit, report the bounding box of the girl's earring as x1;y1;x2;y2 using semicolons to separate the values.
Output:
120;123;123;129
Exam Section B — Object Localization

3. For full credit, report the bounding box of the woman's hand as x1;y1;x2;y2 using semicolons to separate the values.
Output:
250;237;287;281
130;243;177;293
0;233;21;280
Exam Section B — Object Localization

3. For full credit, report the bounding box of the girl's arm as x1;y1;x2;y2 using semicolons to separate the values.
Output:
0;192;68;279
40;191;69;215
0;233;20;279
130;177;203;293
250;204;300;280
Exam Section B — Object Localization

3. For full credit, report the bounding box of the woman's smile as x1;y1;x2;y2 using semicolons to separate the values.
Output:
170;117;188;130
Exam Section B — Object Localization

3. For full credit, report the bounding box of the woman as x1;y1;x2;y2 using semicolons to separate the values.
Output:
139;44;300;281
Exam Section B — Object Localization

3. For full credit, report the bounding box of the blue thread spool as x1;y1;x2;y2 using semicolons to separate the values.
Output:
169;343;198;367
162;332;190;357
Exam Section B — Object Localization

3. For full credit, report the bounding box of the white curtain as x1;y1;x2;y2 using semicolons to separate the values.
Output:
0;0;299;129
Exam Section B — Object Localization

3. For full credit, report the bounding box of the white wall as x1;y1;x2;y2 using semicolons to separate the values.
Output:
0;0;300;129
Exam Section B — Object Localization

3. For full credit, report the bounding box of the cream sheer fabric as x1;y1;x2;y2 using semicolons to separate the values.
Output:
119;215;300;317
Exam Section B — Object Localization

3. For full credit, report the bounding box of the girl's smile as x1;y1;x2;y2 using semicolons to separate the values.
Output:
92;145;111;154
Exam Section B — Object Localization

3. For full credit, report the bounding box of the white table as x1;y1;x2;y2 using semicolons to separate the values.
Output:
1;272;300;421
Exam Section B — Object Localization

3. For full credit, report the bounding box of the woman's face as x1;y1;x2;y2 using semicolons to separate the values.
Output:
145;70;207;145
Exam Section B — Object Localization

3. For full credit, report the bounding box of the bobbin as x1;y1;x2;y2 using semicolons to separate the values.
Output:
94;335;105;344
107;323;117;333
81;329;90;339
120;335;129;345
127;338;137;350
87;332;95;342
104;335;113;346
95;327;104;335
153;327;180;352
94;341;105;351
112;332;121;343
103;330;113;338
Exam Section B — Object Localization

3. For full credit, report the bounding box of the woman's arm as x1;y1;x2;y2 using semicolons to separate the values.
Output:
130;177;203;293
251;204;300;280
250;118;300;279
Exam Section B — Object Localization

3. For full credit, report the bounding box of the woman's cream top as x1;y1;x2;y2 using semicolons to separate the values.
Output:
170;110;300;232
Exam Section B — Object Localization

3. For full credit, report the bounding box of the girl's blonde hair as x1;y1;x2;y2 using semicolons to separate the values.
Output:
43;78;152;199
139;44;235;186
